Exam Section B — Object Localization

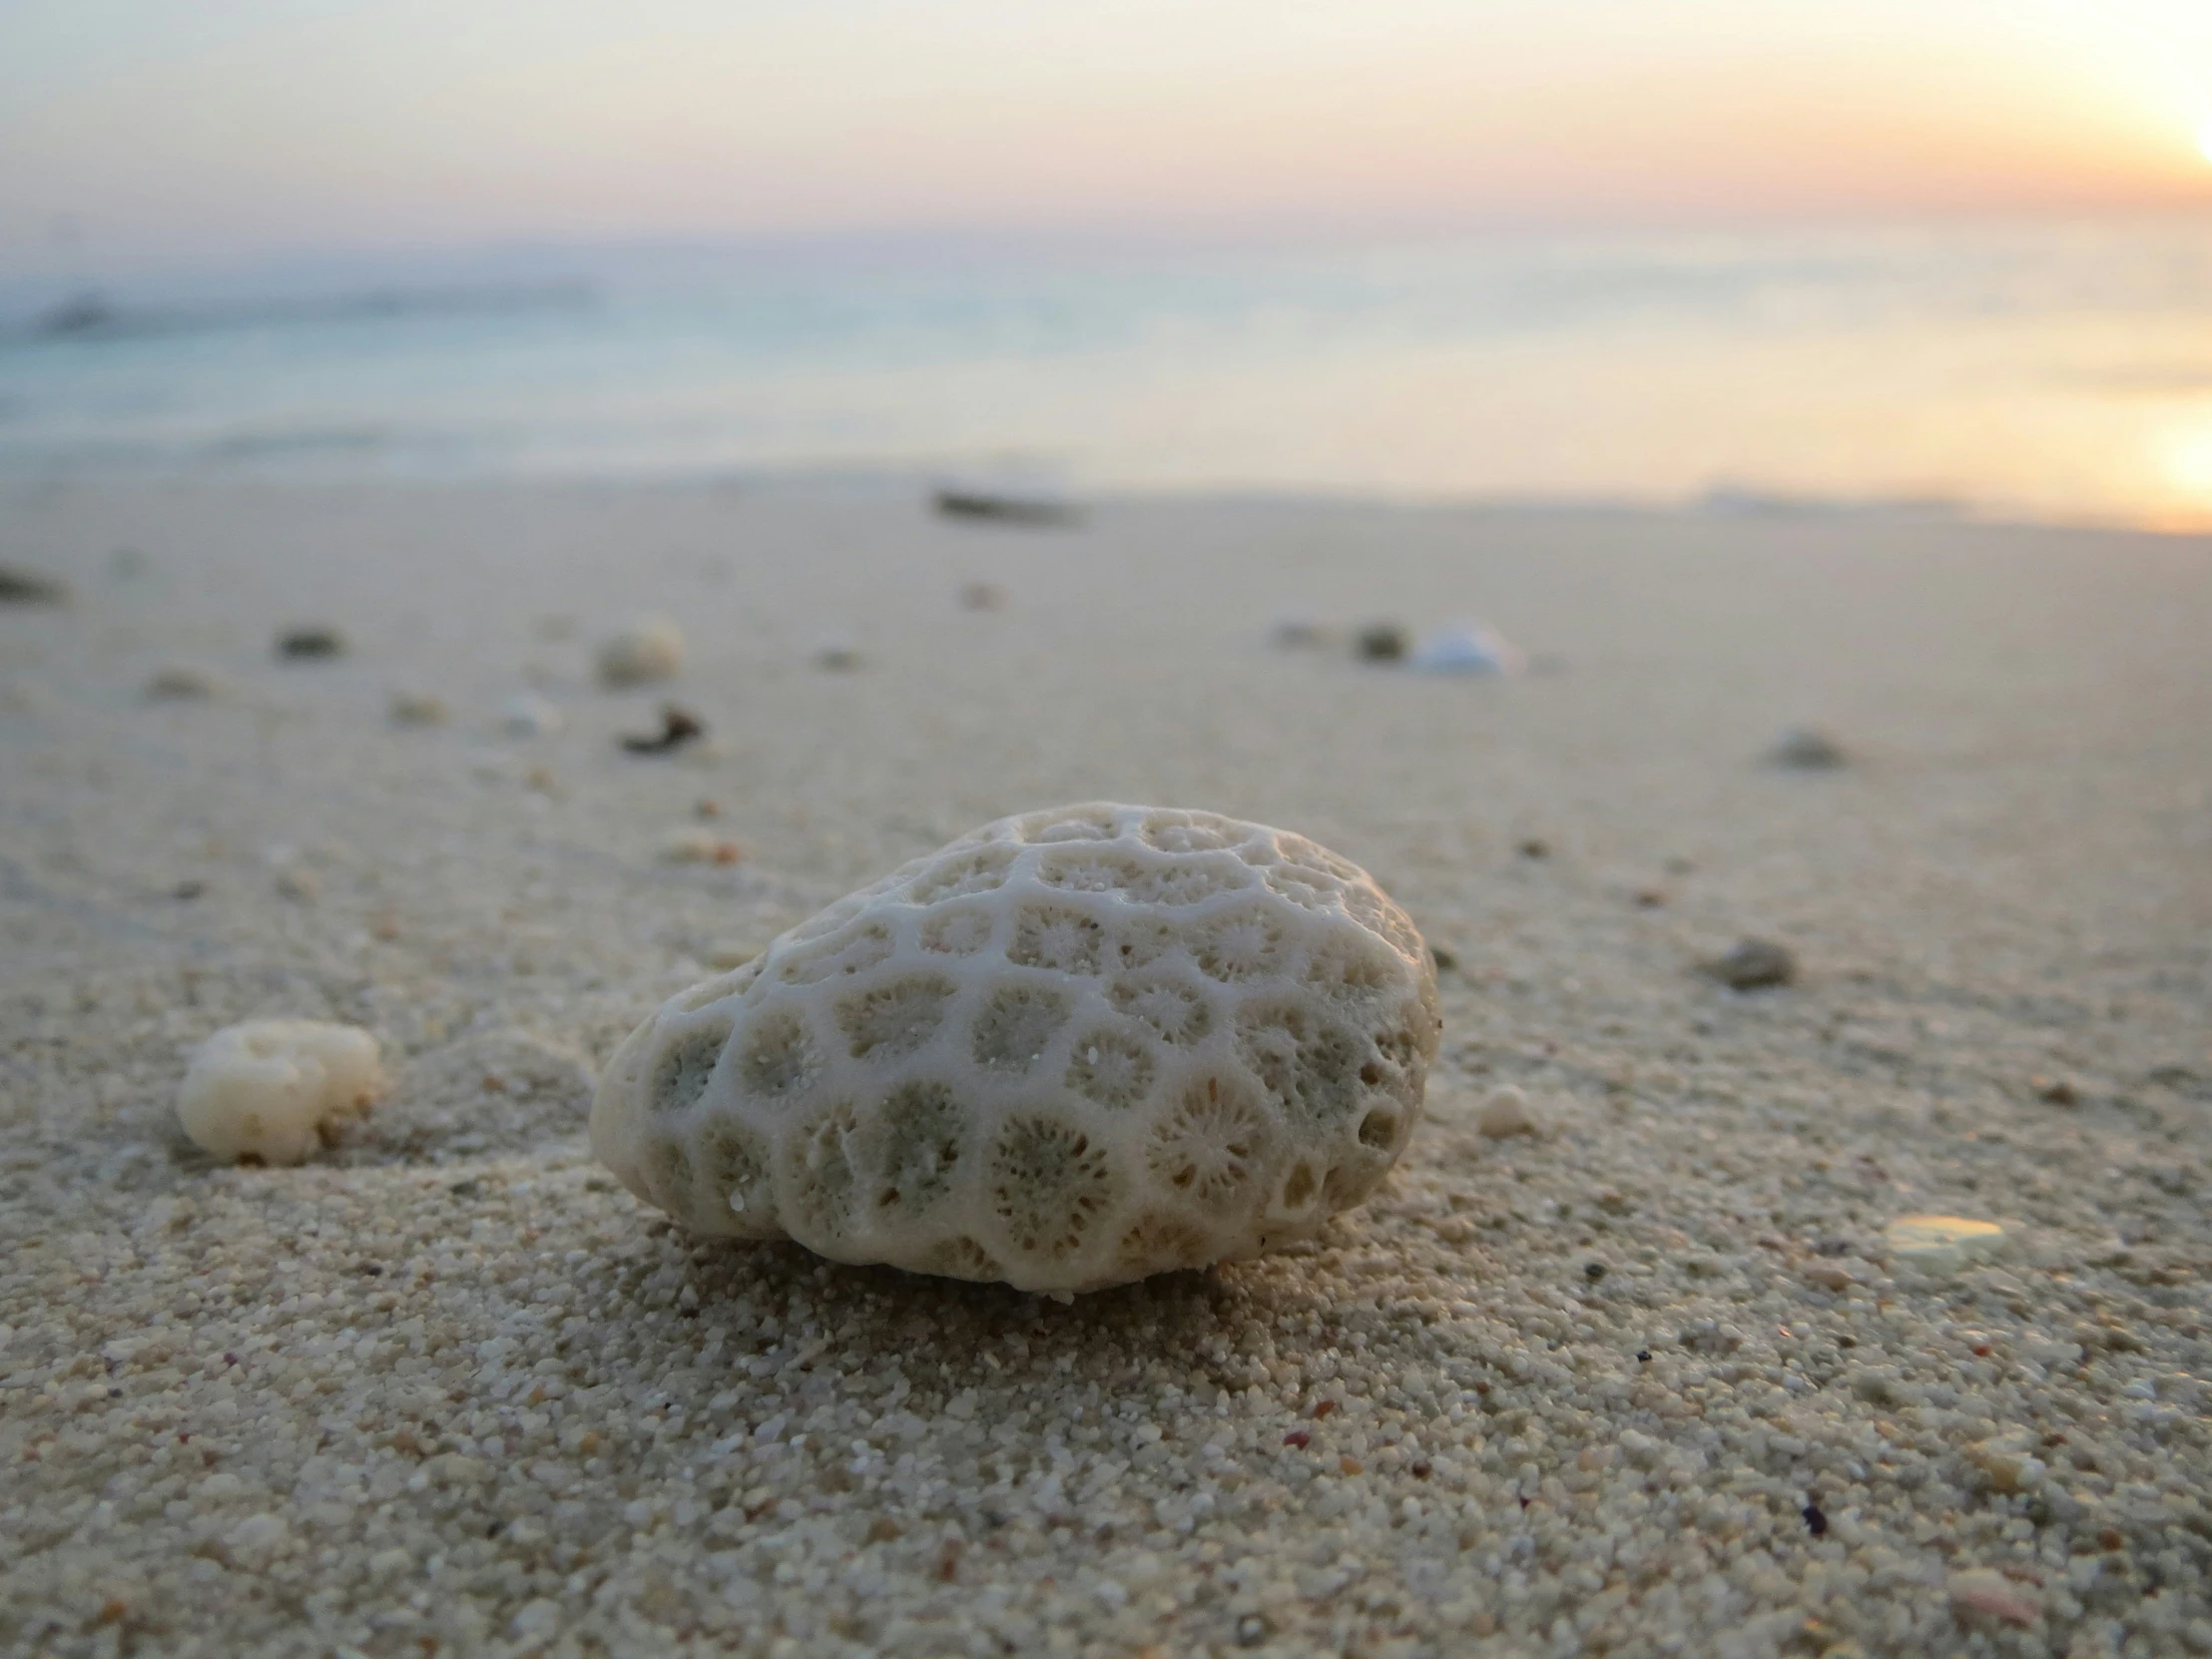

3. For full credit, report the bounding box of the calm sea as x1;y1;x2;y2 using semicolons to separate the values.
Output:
4;216;2210;529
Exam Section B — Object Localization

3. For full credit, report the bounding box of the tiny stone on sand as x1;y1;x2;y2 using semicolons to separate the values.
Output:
387;689;449;726
595;614;685;687
276;626;345;661
1768;725;1849;769
1354;622;1409;662
1700;936;1797;989
143;665;224;701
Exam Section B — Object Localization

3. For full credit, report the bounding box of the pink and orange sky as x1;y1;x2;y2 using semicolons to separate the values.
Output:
3;0;2210;276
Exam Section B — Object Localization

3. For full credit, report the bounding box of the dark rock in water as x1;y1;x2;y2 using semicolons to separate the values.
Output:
1355;622;1408;663
1768;726;1848;770
621;705;706;755
932;488;1079;527
1701;937;1798;990
0;565;70;605
276;626;345;661
1517;837;1550;859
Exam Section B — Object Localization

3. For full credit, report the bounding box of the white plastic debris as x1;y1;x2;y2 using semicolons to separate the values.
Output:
1408;623;1524;676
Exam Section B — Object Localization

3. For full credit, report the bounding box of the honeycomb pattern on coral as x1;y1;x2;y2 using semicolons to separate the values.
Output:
590;804;1441;1293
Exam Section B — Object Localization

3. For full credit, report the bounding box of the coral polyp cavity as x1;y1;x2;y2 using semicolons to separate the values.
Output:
590;805;1440;1293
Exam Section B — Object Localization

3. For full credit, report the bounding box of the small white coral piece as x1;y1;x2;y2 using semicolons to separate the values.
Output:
1474;1084;1546;1138
176;1019;386;1165
596;614;685;688
591;804;1441;1293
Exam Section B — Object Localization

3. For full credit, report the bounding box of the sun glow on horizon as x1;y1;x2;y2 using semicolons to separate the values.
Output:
4;0;2212;274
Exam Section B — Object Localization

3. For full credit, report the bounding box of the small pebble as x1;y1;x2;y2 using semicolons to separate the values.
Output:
815;636;862;671
596;615;685;687
1947;1567;2039;1626
1964;1438;2045;1493
1517;837;1550;859
143;665;223;701
501;694;564;738
386;690;449;726
1475;1085;1546;1138
0;564;70;604
1354;622;1408;663
2031;1075;2077;1106
621;704;706;755
658;829;744;866
1428;943;1458;972
932;487;1077;526
276;626;345;661
1700;937;1796;990
958;582;1007;611
1768;725;1848;770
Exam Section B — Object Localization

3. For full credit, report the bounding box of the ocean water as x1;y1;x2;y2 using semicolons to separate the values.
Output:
3;216;2210;529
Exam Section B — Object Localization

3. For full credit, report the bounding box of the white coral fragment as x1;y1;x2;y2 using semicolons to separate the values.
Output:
176;1019;387;1165
591;804;1441;1293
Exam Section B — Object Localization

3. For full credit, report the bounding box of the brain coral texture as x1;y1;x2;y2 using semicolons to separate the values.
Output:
591;804;1440;1293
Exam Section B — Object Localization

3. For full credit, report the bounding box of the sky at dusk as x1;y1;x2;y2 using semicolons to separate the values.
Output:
3;0;2211;276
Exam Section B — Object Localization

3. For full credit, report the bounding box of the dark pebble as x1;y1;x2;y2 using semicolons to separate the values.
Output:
933;489;1078;526
276;627;345;660
1803;1502;1829;1536
1768;726;1848;770
0;564;70;605
1355;622;1408;662
1701;937;1797;990
621;704;706;755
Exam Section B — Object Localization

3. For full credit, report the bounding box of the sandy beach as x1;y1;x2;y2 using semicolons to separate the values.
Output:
2;477;2208;1658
